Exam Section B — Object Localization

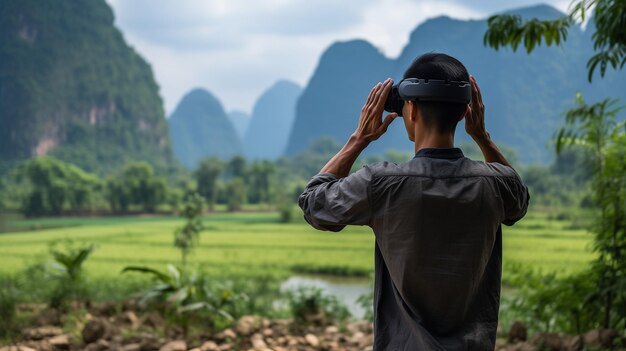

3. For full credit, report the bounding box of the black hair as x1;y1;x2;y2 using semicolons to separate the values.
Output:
403;52;469;133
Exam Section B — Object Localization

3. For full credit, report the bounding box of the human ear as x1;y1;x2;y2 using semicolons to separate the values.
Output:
408;101;417;122
458;104;470;122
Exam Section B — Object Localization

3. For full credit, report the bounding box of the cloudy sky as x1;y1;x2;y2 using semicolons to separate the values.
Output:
105;0;571;115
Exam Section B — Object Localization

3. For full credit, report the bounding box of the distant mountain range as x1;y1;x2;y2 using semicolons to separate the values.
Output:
284;4;626;163
168;88;242;169
169;81;301;169
4;2;625;173
244;80;302;160
228;110;251;139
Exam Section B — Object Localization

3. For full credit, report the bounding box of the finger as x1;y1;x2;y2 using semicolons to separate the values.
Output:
472;76;483;104
367;82;384;111
372;79;392;108
470;78;480;107
365;82;381;106
379;79;394;106
381;113;397;130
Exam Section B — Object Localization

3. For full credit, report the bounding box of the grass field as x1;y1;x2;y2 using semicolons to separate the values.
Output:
0;208;595;284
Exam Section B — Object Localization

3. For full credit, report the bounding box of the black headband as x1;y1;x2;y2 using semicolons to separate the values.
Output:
398;78;471;104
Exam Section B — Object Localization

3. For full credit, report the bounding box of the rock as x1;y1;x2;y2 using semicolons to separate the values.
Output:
122;311;141;329
508;321;527;343
529;333;562;350
350;331;365;345
188;349;201;351
0;347;38;351
358;333;374;348
49;335;70;350
251;333;267;349
142;312;165;329
35;309;62;326
82;319;108;344
139;336;161;351
122;343;141;351
305;333;319;347
158;340;186;351
262;328;273;337
22;326;64;340
352;321;373;333
325;326;339;334
83;339;110;351
236;315;263;336
561;335;582;351
217;328;237;341
583;329;619;348
200;341;219;351
509;342;538;351
217;344;232;351
325;341;339;350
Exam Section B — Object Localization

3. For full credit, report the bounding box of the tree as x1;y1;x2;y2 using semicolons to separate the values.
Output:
173;193;204;266
247;161;275;204
106;162;166;213
485;0;626;329
227;156;247;179
15;157;101;216
194;157;224;210
484;0;626;81
226;177;246;212
555;94;626;328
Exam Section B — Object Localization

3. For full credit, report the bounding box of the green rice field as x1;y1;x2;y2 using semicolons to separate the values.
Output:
0;209;595;281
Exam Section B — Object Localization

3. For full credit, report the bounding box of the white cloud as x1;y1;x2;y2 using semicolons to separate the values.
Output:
106;0;571;115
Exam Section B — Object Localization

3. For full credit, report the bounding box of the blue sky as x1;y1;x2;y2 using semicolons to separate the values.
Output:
105;0;571;115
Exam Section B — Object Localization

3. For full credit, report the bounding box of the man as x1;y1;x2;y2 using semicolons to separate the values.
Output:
298;53;529;350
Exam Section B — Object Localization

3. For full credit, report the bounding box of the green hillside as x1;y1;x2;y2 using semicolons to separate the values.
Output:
0;0;174;175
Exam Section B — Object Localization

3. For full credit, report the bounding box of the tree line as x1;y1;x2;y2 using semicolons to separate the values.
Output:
0;136;590;218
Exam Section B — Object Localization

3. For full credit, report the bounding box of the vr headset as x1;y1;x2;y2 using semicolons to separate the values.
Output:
384;78;472;117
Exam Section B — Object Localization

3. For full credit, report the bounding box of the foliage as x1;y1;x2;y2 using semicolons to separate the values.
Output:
14;157;102;216
0;276;20;340
47;241;95;309
226;177;246;212
227;156;247;179
555;93;626;329
484;0;626;81
505;265;599;334
247;161;275;204
356;290;374;322
194;157;224;210
519;147;593;207
122;265;235;335
105;162;167;213
0;0;174;175
173;193;205;266
485;1;626;331
286;286;350;324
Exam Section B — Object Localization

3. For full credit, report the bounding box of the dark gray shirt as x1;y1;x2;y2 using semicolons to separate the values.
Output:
298;148;529;350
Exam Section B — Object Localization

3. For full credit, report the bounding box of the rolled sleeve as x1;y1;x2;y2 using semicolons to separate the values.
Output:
497;170;530;226
298;166;373;232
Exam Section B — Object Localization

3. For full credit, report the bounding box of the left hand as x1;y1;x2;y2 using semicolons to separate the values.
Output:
353;78;398;143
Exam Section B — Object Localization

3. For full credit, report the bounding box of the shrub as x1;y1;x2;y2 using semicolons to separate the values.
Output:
286;286;350;325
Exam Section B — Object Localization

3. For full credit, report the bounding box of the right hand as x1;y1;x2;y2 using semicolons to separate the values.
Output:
465;75;489;140
353;78;398;143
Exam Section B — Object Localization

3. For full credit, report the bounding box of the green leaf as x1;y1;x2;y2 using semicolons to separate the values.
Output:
122;266;172;284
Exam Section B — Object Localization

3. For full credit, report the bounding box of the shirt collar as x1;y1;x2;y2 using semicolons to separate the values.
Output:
414;147;464;160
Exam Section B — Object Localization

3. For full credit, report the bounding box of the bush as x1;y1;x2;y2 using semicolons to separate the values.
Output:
0;276;20;340
286;286;350;325
506;267;601;334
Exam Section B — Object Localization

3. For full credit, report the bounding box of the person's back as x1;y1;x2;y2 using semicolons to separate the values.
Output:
299;53;529;350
